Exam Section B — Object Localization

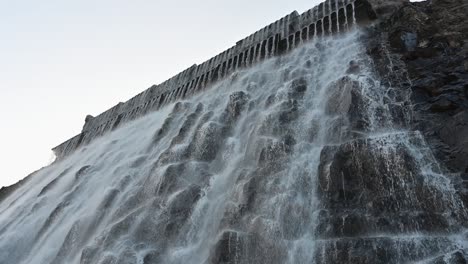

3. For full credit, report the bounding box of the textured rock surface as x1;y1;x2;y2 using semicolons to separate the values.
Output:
367;0;468;203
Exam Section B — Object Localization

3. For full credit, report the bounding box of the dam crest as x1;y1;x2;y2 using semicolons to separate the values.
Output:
52;0;406;159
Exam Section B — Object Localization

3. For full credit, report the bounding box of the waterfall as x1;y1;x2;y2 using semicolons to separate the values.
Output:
335;0;340;34
321;4;326;36
351;1;357;25
344;0;349;30
0;30;467;264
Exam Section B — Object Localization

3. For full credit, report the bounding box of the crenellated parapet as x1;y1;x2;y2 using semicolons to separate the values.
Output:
52;0;407;159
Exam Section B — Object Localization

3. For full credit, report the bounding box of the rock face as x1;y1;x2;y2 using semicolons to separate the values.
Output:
367;0;468;204
316;133;467;263
366;0;409;18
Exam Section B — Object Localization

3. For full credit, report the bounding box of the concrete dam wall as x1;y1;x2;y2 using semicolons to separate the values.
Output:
52;0;404;159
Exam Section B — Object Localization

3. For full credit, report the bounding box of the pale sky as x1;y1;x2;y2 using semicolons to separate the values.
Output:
0;0;423;187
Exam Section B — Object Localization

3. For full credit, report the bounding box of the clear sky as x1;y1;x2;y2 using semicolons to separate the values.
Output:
0;0;423;187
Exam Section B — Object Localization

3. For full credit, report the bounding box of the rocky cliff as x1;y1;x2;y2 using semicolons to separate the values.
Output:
367;0;468;205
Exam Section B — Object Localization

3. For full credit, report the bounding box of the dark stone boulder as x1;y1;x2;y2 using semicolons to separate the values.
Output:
170;103;204;146
143;250;161;264
366;0;409;19
323;76;391;140
167;184;202;220
386;4;431;53
154;163;187;197
75;165;92;180
226;91;250;120
288;78;308;100
324;76;356;115
316;133;466;238
278;99;300;125
190;121;224;162
258;135;296;167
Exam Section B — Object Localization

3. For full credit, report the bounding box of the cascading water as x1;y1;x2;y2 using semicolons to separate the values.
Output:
1;29;467;264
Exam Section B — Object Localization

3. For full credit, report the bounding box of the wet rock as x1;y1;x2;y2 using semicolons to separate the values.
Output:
325;76;357;115
412;76;446;96
387;5;429;52
210;231;286;264
348;87;371;132
427;250;468;264
172;101;191;114
314;236;457;264
368;0;468;182
226;91;250;120
317;133;465;237
98;188;120;210
75;165;92;180
129;155;147;168
264;94;277;108
346;60;361;74
278;201;310;240
155;163;187;197
157;145;190;166
163;185;202;237
37;200;71;239
80;246;100;264
315;209;452;239
171;103;204;146
210;231;246;264
38;167;71;197
323;116;351;143
258;136;295;167
288;78;307;99
98;255;117;264
153;116;175;146
167;185;202;218
51;220;82;264
239;172;262;212
152;102;193;147
366;0;409;18
143;250;161;264
278;99;300;125
190;121;223;162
